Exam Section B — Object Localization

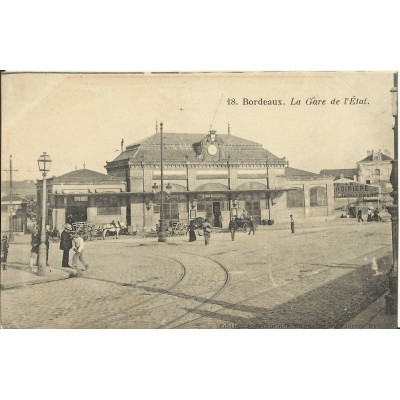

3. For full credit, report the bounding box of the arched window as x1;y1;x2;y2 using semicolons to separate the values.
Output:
286;188;304;208
310;186;327;207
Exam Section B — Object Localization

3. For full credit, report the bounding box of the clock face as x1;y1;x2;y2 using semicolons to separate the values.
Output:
207;144;218;156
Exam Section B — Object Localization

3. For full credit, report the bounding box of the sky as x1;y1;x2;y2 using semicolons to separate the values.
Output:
1;71;395;182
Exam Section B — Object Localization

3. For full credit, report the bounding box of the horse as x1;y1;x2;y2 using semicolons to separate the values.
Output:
102;221;125;239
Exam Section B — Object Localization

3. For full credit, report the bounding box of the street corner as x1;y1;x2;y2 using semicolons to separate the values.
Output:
0;263;75;290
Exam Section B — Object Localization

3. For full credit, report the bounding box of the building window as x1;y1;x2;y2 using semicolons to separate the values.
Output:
286;189;304;208
310;186;327;207
97;196;120;215
154;203;179;220
197;202;213;213
366;180;371;184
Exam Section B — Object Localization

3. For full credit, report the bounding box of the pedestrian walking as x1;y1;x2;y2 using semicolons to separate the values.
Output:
45;225;50;266
367;209;372;222
202;218;212;246
1;235;9;270
60;223;73;268
71;231;89;271
189;221;197;242
229;217;237;241
29;226;40;271
248;216;255;235
290;214;295;234
357;208;364;222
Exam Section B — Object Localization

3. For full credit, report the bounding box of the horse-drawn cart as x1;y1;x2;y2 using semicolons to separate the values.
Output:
71;222;97;241
156;219;188;236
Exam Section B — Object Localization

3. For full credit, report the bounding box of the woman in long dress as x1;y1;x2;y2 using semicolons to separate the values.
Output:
189;221;196;242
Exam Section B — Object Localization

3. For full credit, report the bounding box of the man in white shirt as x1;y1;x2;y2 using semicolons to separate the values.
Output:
72;231;89;271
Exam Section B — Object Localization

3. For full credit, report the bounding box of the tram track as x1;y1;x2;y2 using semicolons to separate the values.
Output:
79;253;187;328
167;245;389;328
157;254;230;329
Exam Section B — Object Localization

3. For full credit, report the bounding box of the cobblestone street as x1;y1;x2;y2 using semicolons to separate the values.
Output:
0;220;395;328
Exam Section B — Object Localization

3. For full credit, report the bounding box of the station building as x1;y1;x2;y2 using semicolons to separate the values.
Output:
103;130;335;230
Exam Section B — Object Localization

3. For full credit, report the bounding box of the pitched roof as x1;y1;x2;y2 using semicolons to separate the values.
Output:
320;168;358;179
358;153;392;163
45;169;125;185
108;132;286;165
286;167;319;177
1;194;28;203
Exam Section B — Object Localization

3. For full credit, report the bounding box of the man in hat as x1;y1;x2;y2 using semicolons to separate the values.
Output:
60;223;73;268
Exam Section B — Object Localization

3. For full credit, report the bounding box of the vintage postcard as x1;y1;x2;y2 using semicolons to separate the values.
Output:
0;71;398;328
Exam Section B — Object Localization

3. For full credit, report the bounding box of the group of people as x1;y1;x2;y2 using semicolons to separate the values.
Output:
188;213;295;245
59;223;89;271
188;218;213;245
27;223;89;272
356;208;381;223
228;216;256;241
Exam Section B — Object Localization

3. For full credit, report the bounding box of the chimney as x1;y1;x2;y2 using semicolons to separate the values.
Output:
209;130;216;141
228;122;231;135
121;138;124;153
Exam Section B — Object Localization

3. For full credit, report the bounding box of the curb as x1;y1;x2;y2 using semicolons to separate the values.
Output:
0;264;79;290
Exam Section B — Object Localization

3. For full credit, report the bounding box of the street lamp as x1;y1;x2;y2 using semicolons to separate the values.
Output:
386;73;398;314
37;152;52;275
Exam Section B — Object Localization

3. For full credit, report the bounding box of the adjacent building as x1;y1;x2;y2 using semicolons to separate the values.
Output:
320;149;393;215
1;195;29;234
36;169;126;231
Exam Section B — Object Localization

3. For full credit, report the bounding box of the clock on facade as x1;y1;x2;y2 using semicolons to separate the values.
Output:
207;144;218;156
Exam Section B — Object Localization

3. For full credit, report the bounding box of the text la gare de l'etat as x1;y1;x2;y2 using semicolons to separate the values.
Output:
226;97;369;106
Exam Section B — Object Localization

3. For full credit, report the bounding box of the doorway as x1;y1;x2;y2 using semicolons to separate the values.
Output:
66;206;87;224
212;202;222;227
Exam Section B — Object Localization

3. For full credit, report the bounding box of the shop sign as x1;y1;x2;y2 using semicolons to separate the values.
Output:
334;182;379;198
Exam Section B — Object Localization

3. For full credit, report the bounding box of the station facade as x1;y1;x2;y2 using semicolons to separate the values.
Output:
104;130;335;230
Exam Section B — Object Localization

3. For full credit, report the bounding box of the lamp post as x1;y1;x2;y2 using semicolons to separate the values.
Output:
157;122;170;242
37;152;52;275
152;178;172;241
385;73;398;314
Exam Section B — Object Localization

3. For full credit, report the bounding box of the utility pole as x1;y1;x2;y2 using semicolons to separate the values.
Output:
1;155;18;242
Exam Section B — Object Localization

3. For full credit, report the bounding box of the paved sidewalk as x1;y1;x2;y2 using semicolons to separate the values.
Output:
343;292;398;329
0;264;78;290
